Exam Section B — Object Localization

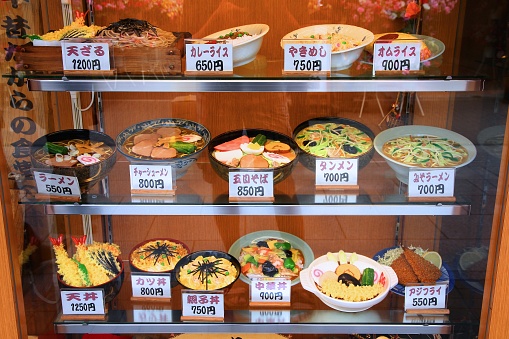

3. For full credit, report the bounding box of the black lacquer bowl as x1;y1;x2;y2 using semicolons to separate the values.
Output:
208;128;299;184
57;258;124;303
174;250;241;292
292;117;375;172
30;129;117;193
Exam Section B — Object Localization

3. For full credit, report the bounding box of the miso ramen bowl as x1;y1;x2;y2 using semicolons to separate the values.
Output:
116;118;211;179
30;129;117;193
57;258;124;303
208;128;299;184
292;117;375;172
374;125;477;184
174;250;241;292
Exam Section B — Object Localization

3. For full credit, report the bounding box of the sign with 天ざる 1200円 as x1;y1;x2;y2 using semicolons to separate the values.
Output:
34;171;80;198
283;42;331;72
185;41;233;72
60;289;105;316
61;42;110;71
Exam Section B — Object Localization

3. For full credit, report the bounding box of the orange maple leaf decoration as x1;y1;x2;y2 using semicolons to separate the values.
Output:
404;1;421;19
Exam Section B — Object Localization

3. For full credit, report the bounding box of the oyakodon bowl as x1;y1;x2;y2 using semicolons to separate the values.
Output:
30;129;117;193
57;258;124;303
129;238;190;288
292;117;375;172
374;125;477;184
203;24;270;67
174;250;241;292
208;128;299;184
299;252;398;312
281;24;374;71
116;118;210;179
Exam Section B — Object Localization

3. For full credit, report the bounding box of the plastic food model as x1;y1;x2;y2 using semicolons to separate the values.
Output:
130;239;189;272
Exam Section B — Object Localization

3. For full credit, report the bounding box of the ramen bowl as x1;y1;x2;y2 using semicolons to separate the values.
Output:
293;117;375;172
203;24;270;67
116;118;210;179
374;125;477;184
129;238;190;288
30;129;117;193
281;24;374;71
299;252;398;312
57;258;124;303
208;129;299;184
174;250;241;292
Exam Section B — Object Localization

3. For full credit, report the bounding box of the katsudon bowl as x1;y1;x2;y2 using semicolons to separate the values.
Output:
116;118;211;179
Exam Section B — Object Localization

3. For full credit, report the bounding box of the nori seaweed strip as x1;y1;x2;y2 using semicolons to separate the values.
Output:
90;249;120;276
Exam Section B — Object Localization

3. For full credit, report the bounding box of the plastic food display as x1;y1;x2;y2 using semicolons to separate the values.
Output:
293;117;375;171
281;24;374;70
203;24;270;67
30;129;117;193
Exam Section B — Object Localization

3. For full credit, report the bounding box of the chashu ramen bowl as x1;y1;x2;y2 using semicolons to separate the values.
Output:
300;252;398;312
374;125;477;184
30;129;117;193
116;118;210;179
293;117;375;172
208;128;299;184
281;24;374;71
174;250;241;292
129;238;190;288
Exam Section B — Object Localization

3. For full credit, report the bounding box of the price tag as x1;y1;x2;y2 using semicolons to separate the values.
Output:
283;42;331;72
408;168;455;200
250;310;291;323
60;289;105;316
314;193;357;204
34;171;80;199
249;278;291;307
185;40;233;73
129;165;175;195
373;41;421;75
229;170;274;202
403;313;447;323
131;273;171;300
404;283;447;311
61;42;110;71
181;290;224;321
315;159;358;189
132;304;174;322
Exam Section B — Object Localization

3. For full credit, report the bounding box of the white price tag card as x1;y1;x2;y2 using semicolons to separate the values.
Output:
34;171;80;198
250;310;291;323
181;290;224;321
404;283;447;311
403;313;447;323
249;278;291;306
133;304;173;322
185;40;233;73
229;170;274;202
129;165;174;195
408;168;455;199
283;42;331;72
314;193;357;204
315;159;358;187
61;42;110;71
60;289;105;316
131;273;172;300
373;41;421;75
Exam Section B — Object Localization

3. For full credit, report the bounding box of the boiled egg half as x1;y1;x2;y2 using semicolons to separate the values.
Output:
240;142;264;155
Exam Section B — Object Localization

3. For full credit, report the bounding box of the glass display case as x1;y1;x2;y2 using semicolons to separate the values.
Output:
1;1;508;338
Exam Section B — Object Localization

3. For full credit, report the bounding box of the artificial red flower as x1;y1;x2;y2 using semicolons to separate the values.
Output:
404;1;421;18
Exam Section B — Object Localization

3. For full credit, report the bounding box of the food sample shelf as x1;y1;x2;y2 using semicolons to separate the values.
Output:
53;309;452;335
27;77;483;93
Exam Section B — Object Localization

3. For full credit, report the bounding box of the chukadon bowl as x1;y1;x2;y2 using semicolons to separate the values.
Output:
293;117;375;172
30;129;117;193
300;252;398;312
203;24;270;67
116;118;210;179
281;24;374;71
174;250;241;291
208;128;299;184
374;125;477;184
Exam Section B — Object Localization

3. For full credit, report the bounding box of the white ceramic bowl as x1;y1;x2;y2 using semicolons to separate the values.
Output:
374;125;477;184
300;252;398;312
203;24;269;67
281;24;374;71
